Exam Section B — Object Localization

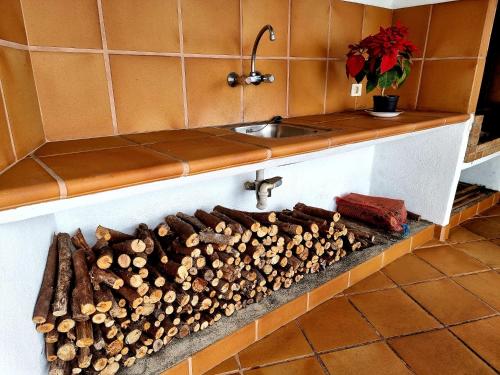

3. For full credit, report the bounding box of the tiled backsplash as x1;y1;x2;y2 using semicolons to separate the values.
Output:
0;0;496;171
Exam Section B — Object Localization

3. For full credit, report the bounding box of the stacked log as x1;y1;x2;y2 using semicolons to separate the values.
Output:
32;203;374;375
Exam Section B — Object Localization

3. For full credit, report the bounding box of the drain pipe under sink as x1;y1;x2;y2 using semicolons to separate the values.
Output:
245;169;283;210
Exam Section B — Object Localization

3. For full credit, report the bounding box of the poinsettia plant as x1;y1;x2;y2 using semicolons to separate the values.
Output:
346;23;417;95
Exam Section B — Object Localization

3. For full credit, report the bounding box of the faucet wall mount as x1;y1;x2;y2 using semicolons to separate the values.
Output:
227;24;276;87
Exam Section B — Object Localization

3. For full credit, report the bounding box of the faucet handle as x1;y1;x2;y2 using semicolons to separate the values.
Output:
262;74;275;83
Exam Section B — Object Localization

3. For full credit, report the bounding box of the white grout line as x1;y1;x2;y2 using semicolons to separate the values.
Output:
188;357;193;375
323;1;332;115
96;0;118;135
31;155;68;198
177;0;189;129
255;320;259;341
306;292;310;311
414;5;432;110
286;0;292;117
0;80;18;160
0;39;29;50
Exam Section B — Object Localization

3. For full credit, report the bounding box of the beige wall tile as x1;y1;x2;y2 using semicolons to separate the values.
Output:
185;58;241;127
392;6;430;58
363;6;393;38
242;0;288;57
417;59;478;113
110;55;184;134
243;59;287;122
426;0;490;58
182;0;240;55
290;0;330;57
0;47;44;158
31;51;113;140
0;0;27;44
288;60;326;117
0;92;16;170
326;60;356;113
21;0;102;48
102;0;179;53
330;0;363;58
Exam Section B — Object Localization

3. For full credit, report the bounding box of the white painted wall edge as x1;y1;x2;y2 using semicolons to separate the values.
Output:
462;151;500;170
342;0;457;9
0;121;469;225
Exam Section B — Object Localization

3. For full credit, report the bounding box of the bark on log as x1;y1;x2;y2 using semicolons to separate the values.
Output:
90;266;124;290
96;226;134;243
165;215;199;247
136;224;154;255
73;248;95;315
33;234;58;324
294;203;341;222
195;210;226;233
214;206;260;232
52;233;74;317
76;320;94;347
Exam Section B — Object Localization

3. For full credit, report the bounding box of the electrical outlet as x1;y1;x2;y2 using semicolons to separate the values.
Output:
351;83;362;97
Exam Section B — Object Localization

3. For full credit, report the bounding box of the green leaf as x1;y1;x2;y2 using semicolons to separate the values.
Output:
366;73;378;93
397;61;411;87
378;70;397;89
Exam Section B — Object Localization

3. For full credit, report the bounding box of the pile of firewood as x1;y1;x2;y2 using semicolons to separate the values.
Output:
32;203;375;375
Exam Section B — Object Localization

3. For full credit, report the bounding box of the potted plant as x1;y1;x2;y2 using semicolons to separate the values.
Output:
346;23;417;113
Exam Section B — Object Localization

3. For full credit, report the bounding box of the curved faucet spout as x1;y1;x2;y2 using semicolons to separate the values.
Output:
250;25;275;74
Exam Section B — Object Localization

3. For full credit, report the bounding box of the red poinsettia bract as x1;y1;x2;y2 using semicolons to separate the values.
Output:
346;22;417;94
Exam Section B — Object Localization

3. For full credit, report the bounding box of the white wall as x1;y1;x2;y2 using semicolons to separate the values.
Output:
460;155;500;191
370;122;470;224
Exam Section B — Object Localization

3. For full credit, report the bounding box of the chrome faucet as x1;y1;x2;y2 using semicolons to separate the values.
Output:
227;24;276;87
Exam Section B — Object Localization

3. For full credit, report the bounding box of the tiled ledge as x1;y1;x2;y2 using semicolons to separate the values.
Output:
0;111;469;213
120;221;436;375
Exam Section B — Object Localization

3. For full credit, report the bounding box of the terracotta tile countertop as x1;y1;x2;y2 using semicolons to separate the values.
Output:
0;111;469;212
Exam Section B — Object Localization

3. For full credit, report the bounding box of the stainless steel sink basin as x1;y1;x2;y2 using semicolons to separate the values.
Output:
224;122;326;138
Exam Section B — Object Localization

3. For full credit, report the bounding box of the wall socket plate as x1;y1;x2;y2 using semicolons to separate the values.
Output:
351;83;362;96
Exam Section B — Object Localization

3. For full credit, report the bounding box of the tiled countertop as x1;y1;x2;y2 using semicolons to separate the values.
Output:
0;110;469;212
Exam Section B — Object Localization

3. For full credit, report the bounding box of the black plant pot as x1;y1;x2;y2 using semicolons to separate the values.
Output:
373;95;399;112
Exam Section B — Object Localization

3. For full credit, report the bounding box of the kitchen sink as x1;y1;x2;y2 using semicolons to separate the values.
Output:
223;122;327;139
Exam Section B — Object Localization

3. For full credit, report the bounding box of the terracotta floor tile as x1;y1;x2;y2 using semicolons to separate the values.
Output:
343;271;396;295
417;238;446;248
349;288;441;337
452;240;500;269
389;329;495;375
242;357;324;375
447;226;486;243
257;294;307;339
40;146;185;197
462;218;500;240
238;322;312;369
459;204;479;223
35;136;135;157
161;360;190;375
450;316;500;371
479;205;500;217
453;271;500;310
381;254;444;285
297;297;379;352
204;356;239;375
403;278;495;325
321;342;411;375
414;245;489;276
